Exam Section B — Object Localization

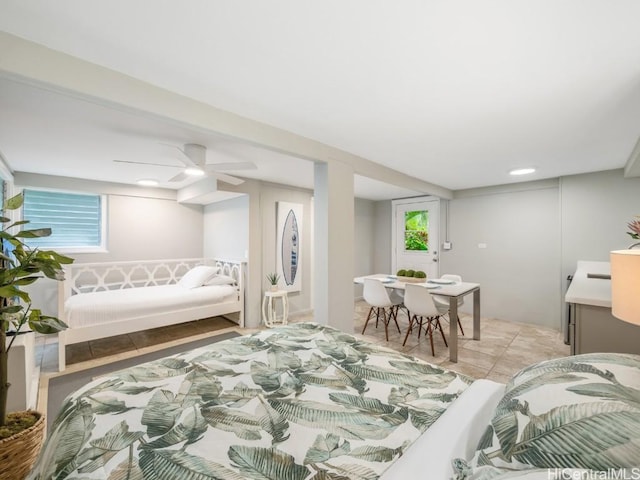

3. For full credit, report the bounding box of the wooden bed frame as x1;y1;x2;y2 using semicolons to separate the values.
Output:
56;258;246;371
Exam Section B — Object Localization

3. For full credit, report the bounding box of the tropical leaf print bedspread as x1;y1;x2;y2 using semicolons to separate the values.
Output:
31;322;472;479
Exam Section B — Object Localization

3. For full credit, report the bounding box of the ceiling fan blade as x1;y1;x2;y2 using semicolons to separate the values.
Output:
204;161;257;171
183;144;207;167
169;171;189;182
113;159;181;168
209;172;245;185
158;142;198;168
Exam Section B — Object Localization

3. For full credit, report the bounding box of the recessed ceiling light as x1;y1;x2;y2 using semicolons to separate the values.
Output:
185;167;205;176
509;168;536;176
137;179;159;187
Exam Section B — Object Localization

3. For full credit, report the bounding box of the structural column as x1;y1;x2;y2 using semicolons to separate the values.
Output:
313;160;355;332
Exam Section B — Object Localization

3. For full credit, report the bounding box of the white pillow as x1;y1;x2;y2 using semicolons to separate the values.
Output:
178;266;220;289
204;274;236;286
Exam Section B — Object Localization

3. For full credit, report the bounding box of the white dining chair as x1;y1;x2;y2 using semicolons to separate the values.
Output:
432;274;465;336
362;278;402;341
402;283;448;356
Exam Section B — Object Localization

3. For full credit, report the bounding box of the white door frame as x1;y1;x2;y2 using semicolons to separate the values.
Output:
391;196;440;277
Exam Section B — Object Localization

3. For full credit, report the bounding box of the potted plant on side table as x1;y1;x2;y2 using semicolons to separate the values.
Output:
266;272;280;292
0;193;73;480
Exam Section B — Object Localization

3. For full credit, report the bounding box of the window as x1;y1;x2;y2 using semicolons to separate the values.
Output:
22;189;106;251
404;210;429;251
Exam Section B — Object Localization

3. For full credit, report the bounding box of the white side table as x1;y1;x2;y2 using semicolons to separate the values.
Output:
262;290;289;327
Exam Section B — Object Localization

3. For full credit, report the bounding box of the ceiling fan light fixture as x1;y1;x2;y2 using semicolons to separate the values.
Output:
185;167;206;176
509;167;536;176
137;178;159;187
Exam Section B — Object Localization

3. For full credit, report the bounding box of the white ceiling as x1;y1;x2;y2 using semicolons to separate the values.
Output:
1;0;639;199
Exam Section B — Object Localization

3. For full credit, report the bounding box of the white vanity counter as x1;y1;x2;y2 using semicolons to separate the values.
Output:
565;260;639;355
565;260;611;307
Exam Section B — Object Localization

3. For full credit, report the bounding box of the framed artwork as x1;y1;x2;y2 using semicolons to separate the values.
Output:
276;201;303;292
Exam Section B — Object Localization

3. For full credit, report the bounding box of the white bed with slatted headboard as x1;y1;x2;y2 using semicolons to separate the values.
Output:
56;258;245;371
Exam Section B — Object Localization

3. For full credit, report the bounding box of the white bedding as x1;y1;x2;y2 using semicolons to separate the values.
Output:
381;379;505;479
64;284;236;328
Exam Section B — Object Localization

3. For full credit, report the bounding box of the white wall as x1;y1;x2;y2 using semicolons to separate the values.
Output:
353;198;376;298
369;169;640;331
373;200;393;274
203;195;249;261
77;194;203;263
441;183;561;328
560;169;640;282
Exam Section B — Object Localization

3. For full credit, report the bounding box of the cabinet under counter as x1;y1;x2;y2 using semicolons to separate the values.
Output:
565;260;640;355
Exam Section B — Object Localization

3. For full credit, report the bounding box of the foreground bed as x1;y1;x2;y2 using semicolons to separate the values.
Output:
57;258;245;371
32;323;640;479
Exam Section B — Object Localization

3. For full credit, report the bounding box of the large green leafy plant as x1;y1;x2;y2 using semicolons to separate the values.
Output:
0;193;73;429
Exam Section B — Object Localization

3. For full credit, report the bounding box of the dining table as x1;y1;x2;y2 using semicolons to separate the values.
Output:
353;274;481;362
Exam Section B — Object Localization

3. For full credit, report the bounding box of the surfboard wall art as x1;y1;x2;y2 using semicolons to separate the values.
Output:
276;201;303;292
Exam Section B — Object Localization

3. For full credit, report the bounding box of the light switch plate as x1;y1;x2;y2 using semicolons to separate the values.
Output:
443;241;452;250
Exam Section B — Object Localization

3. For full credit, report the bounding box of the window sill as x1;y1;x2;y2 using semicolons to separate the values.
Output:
53;247;108;255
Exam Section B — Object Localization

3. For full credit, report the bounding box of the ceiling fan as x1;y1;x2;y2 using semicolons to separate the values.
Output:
114;143;257;185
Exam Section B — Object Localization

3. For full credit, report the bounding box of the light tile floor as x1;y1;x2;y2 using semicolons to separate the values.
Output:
291;300;570;383
36;301;570;384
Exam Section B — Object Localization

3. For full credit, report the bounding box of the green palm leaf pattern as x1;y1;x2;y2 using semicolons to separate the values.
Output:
322;463;379;480
77;420;145;474
215;381;263;408
174;366;224;406
228;445;309;480
343;362;453;389
514;402;640;468
328;393;396;415
141;389;183;438
349;445;405;462
107;449;144;480
142;406;208;449
567;382;640;407
32;323;470;479
36;407;96;478
304;433;351;464
139;449;246;480
256;395;291;444
201;405;264;440
268;397;397;440
115;357;194;382
458;353;640;475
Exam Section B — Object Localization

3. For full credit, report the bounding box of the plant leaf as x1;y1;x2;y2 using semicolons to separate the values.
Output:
14;228;52;238
4;192;24;210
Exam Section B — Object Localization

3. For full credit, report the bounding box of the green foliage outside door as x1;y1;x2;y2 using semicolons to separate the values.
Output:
404;210;428;251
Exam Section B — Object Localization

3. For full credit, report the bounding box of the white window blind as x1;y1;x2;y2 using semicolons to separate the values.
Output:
23;189;103;249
